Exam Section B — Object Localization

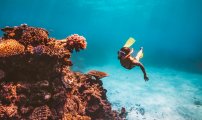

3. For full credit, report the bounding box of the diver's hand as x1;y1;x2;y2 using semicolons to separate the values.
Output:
144;75;149;81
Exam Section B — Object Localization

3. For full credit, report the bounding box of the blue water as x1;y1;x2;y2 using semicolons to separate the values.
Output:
1;0;202;119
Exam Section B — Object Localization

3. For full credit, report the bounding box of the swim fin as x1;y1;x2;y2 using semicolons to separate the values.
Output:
140;53;144;58
123;37;136;47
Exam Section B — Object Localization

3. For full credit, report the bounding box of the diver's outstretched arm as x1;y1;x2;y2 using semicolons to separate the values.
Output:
137;62;149;81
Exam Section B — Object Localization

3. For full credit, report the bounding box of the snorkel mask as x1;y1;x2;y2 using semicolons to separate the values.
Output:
118;47;133;59
118;50;126;57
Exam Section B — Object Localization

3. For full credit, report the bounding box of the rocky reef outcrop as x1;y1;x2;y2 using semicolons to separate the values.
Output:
0;24;125;120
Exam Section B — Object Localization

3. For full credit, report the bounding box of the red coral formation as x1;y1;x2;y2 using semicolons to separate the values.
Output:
0;25;125;120
65;34;87;52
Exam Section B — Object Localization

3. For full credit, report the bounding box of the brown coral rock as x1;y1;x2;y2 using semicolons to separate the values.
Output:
20;27;48;46
0;25;125;120
0;39;25;57
0;69;5;80
1;24;49;46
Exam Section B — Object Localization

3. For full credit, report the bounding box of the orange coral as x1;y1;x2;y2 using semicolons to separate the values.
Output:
30;105;52;120
87;70;108;79
0;104;18;118
0;39;25;57
63;113;91;120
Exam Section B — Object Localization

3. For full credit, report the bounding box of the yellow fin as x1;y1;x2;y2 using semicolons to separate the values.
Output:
123;37;136;47
140;53;143;58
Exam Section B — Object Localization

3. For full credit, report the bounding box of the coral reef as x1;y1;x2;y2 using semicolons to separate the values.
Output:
0;24;125;120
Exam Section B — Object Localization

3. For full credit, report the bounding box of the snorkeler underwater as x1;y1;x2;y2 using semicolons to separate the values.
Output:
0;0;202;120
118;37;149;81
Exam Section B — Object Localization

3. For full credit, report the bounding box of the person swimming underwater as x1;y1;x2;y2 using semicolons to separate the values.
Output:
118;38;149;81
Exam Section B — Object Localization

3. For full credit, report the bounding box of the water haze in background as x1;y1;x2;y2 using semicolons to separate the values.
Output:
0;0;202;119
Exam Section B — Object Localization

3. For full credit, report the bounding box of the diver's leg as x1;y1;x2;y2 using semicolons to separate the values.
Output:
135;47;143;61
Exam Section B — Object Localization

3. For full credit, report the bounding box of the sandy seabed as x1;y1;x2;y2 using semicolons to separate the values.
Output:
82;65;202;120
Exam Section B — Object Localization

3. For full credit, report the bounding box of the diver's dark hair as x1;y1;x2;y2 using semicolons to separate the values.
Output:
118;47;131;59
